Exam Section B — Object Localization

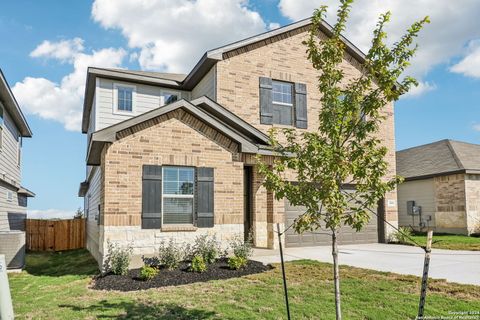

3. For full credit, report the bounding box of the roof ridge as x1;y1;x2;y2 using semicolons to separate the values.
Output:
397;139;450;153
445;140;465;170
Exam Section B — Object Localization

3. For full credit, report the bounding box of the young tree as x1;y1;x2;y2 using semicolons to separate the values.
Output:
258;1;428;319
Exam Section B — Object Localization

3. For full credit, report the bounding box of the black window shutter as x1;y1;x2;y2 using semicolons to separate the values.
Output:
259;77;273;124
294;82;308;129
142;165;162;229
196;167;214;228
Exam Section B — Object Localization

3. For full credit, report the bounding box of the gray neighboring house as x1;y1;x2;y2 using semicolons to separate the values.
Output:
0;69;34;267
397;139;480;235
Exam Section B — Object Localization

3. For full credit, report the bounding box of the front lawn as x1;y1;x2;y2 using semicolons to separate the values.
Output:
8;250;480;319
410;233;480;251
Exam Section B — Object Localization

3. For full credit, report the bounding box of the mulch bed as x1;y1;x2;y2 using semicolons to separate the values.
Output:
91;258;273;292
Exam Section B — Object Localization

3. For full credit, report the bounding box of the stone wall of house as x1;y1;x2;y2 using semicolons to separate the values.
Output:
434;174;468;234
215;26;398;239
464;174;480;235
98;109;245;261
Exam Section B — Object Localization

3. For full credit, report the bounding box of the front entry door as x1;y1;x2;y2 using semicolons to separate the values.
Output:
243;167;252;240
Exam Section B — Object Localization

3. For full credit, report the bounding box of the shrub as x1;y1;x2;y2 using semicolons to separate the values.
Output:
103;240;133;275
139;265;158;281
189;255;207;273
192;234;221;264
158;239;183;270
228;255;248;270
391;227;414;245
229;232;253;260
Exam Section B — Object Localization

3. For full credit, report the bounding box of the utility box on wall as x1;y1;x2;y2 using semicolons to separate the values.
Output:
407;200;421;215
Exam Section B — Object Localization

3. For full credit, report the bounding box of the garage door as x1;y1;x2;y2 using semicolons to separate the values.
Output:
285;199;379;247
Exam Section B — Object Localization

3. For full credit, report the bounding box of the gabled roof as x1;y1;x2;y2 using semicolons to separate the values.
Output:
396;139;480;180
0;69;32;137
86;97;272;165
82;17;368;133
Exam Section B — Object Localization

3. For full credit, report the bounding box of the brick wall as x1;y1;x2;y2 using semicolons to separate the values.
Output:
102;109;244;228
216;27;398;238
464;174;480;234
434;174;468;234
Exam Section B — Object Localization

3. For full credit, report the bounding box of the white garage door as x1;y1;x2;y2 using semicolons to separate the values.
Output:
284;199;379;247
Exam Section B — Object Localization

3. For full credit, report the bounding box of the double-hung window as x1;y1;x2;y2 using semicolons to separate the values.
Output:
272;80;294;125
114;84;135;113
162;167;194;224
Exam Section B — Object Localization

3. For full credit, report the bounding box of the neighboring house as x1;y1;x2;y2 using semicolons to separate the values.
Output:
79;18;398;266
397;139;480;235
0;69;34;232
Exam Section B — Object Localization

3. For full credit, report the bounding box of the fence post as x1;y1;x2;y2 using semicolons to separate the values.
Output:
0;255;14;320
417;229;433;319
277;223;291;320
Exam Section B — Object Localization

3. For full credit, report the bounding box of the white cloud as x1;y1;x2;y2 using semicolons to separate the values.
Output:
278;0;480;90
450;40;480;78
473;123;480;132
30;37;84;62
27;209;76;219
402;81;437;99
269;22;281;30
13;40;126;131
91;0;267;73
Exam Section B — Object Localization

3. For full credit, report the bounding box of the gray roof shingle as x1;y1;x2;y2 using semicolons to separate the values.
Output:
396;139;480;179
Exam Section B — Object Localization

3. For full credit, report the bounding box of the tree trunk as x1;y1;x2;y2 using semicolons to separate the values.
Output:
332;230;342;320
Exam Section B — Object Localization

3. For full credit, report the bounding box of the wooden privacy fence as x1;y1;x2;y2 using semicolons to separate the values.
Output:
26;218;86;251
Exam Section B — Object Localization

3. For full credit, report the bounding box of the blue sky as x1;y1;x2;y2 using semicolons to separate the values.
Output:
1;0;479;217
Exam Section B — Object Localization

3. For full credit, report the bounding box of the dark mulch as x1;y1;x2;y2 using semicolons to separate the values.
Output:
91;258;273;292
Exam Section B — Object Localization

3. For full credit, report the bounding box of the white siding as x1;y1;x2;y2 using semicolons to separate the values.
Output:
191;65;216;100
95;78;191;131
85;166;102;262
397;178;436;229
0;102;25;232
0;101;21;184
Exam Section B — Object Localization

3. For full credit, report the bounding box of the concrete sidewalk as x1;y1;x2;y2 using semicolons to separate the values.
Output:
252;243;480;285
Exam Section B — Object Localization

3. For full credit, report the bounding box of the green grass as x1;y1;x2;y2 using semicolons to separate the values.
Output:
8;250;480;319
409;233;480;251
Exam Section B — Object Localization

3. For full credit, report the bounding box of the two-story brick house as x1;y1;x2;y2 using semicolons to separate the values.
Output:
79;18;398;266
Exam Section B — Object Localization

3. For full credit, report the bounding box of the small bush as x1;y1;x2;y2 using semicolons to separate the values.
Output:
139;265;158;281
103;240;133;275
192;234;221;264
228;255;248;270
189;255;207;273
229;232;253;260
158;239;183;270
391;227;414;244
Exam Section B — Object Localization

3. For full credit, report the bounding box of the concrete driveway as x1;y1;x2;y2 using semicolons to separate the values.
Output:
252;243;480;285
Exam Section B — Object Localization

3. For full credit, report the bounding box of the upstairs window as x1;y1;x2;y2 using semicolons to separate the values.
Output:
117;86;133;111
272;80;294;125
114;83;136;114
259;77;307;128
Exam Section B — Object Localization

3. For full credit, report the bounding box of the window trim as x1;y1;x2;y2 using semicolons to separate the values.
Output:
113;83;136;115
6;190;13;202
160;89;181;106
161;166;195;226
271;80;294;126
